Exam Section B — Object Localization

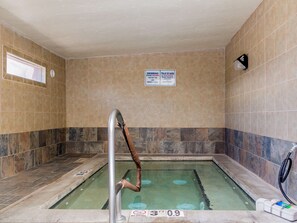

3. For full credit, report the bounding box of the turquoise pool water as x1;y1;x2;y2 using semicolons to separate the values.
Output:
120;169;210;210
51;161;255;210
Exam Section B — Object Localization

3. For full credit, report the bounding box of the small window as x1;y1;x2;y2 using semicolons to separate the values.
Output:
3;46;47;86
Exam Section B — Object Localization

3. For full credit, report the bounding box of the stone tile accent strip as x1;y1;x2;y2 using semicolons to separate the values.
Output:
0;128;66;179
66;127;225;155
225;128;297;201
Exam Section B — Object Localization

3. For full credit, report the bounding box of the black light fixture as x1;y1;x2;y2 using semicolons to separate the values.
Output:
233;54;248;71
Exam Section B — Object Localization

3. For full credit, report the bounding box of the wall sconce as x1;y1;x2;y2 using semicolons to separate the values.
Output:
50;69;55;78
233;54;248;71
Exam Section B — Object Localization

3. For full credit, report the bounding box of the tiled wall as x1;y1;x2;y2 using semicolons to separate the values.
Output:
225;0;297;192
0;24;66;134
66;127;225;155
66;50;225;128
0;24;67;178
0;128;66;179
226;128;297;200
225;0;297;142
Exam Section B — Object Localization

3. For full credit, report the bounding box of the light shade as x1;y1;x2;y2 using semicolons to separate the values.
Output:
233;54;248;71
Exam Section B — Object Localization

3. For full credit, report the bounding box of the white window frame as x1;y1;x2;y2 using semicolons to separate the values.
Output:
3;46;47;86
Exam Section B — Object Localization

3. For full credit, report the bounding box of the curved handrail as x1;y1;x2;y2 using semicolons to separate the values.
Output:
108;109;142;223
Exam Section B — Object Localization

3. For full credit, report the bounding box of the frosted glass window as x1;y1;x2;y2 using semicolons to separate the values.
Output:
6;52;46;84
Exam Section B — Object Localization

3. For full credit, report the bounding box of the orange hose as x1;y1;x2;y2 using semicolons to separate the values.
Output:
119;124;141;192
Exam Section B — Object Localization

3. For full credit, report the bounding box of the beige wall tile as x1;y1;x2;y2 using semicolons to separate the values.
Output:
275;24;287;57
287;46;297;80
287;14;297;50
288;0;297;20
1;112;15;133
0;81;15;113
258;112;266;135
244;112;251;132
0;24;66;134
275;111;288;139
24;112;34;132
274;0;288;28
288;111;297;141
266;111;276;137
265;33;276;62
274;82;288;111
257;14;265;42
14;112;25;132
66;50;225;128
287;79;297;111
1;26;13;47
226;0;296;142
264;0;278;12
265;6;276;37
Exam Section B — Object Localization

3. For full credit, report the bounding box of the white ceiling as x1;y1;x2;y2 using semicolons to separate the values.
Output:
0;0;262;58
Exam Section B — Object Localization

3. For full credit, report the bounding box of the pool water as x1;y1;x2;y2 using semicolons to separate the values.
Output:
120;169;210;210
51;161;255;210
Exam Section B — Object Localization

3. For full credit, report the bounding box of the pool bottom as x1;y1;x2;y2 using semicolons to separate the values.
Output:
51;160;255;210
106;169;211;210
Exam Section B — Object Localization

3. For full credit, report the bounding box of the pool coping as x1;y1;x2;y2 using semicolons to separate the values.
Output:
0;154;290;223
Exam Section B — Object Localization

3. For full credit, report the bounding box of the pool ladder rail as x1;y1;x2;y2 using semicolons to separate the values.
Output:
108;109;142;223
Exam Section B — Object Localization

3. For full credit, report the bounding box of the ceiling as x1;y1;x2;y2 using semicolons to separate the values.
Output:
0;0;262;59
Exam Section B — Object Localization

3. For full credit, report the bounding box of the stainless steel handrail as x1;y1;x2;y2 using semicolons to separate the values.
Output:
108;109;141;223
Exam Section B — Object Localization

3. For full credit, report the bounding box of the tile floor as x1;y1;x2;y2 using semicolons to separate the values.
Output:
0;154;94;210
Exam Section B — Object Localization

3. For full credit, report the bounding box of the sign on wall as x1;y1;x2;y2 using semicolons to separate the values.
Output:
144;70;176;86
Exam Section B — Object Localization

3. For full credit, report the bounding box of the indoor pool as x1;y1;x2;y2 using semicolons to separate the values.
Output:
51;161;255;210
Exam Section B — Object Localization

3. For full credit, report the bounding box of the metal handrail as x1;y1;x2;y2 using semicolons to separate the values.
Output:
108;109;142;223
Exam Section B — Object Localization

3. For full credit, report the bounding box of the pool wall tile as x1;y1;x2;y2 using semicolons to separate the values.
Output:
185;142;196;153
181;128;196;141
293;152;297;173
0;128;66;180
57;129;66;143
195;142;205;153
86;142;104;154
288;171;297;199
39;130;47;147
196;129;208;141
146;141;160;154
139;128;154;142
14;153;25;174
19;132;30;153
208;128;224;141
8;133;19;155
57;143;66;155
215;142;225;153
258;159;279;188
0;135;8;157
153;128;166;141
24;150;34;170
226;128;297;201
1;155;14;178
46;129;56;145
97;128;108;141
35;148;42;166
83;128;97;141
30;131;39;150
2;125;297;201
66;127;225;156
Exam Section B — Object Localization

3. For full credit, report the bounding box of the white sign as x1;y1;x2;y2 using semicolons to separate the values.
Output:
144;70;160;86
130;210;184;217
160;70;176;86
145;70;176;86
